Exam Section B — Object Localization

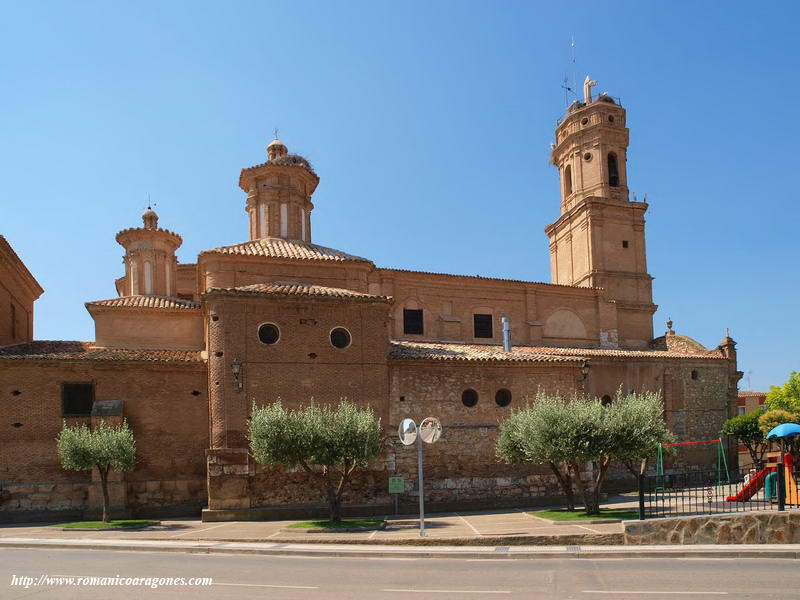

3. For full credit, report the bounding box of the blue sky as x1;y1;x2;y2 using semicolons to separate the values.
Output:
1;1;797;392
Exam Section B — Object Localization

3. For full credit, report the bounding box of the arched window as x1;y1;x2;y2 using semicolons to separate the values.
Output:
608;152;620;187
564;164;573;196
601;395;612;406
144;261;153;295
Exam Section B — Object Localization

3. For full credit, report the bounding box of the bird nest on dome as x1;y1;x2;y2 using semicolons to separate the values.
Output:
269;153;315;173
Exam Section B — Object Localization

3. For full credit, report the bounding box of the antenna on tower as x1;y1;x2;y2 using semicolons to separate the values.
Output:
571;36;578;103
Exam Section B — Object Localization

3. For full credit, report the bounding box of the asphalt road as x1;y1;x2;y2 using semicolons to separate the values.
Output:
0;548;798;599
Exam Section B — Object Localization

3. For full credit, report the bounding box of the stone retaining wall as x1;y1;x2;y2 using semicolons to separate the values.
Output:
624;511;800;545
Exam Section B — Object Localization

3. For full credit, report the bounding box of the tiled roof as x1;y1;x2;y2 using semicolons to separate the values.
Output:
389;340;727;363
85;296;201;310
379;268;602;291
200;237;372;264
204;282;391;303
738;391;767;398
0;341;203;363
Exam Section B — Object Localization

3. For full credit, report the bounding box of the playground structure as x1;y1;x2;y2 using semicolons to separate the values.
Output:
656;438;730;484
726;451;799;504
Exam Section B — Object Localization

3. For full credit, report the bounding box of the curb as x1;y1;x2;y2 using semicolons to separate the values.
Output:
1;539;798;560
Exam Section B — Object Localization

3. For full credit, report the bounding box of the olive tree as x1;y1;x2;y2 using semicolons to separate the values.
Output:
248;400;382;522
56;420;136;522
496;392;579;510
497;390;671;515
721;408;767;467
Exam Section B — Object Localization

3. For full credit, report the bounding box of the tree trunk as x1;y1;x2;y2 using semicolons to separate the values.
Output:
547;461;575;510
324;480;341;522
98;466;110;523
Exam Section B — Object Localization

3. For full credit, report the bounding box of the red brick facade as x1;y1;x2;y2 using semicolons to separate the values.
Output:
0;92;741;521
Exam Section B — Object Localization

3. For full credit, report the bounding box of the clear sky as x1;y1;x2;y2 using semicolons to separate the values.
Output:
1;1;797;392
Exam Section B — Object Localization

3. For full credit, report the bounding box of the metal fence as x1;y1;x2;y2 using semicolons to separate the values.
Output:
637;465;799;520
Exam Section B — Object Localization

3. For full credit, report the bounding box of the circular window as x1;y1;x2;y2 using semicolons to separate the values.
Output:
461;389;478;407
495;389;512;407
330;327;351;349
583;152;592;161
581;117;589;126
257;323;280;345
608;115;615;123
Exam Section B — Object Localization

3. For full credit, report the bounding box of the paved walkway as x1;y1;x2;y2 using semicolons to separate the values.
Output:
0;508;625;544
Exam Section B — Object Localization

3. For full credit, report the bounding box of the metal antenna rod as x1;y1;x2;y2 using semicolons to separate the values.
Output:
571;36;578;103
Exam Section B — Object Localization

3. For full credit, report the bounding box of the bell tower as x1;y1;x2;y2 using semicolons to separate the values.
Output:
545;78;656;347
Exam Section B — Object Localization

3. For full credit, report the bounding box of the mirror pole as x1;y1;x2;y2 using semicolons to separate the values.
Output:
418;440;425;537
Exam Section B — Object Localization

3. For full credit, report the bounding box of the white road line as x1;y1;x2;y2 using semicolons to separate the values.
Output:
169;523;230;538
213;583;319;589
582;591;727;595
454;512;482;535
382;589;511;595
575;524;601;533
368;529;379;539
267;531;282;538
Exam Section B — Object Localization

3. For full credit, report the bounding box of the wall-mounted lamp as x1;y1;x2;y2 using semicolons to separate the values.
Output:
231;359;243;391
580;361;590;380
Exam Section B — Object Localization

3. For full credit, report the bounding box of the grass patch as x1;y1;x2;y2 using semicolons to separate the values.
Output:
531;508;638;522
286;519;384;530
50;520;159;529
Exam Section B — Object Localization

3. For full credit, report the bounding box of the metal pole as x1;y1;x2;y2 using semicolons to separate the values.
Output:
778;441;786;512
418;440;425;537
638;474;646;520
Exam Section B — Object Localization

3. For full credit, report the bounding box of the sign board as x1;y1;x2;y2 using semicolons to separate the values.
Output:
388;476;405;494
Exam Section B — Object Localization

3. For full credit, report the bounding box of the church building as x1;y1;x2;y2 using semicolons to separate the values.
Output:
0;82;741;521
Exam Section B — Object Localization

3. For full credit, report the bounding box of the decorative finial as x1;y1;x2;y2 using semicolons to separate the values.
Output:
273;127;279;140
583;75;597;103
666;317;674;335
726;327;730;338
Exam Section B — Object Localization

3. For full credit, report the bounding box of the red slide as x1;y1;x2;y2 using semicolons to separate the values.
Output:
726;467;769;502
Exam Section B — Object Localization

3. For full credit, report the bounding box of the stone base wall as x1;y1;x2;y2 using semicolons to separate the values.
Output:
624;511;800;545
0;478;206;522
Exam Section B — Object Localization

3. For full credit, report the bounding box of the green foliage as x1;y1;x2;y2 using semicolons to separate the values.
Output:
765;371;800;411
722;408;768;466
496;389;671;515
758;409;800;436
56;420;136;522
248;400;381;469
248;400;382;521
530;508;639;522
57;420;136;474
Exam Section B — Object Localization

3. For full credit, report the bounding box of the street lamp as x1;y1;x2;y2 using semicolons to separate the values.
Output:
231;359;243;391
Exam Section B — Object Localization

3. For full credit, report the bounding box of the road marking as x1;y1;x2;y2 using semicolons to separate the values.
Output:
454;512;482;535
213;583;319;589
169;523;230;538
582;591;727;595
368;529;379;539
267;531;282;538
575;524;600;533
383;589;511;595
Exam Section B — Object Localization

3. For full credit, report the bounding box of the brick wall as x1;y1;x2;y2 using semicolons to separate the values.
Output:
0;360;208;518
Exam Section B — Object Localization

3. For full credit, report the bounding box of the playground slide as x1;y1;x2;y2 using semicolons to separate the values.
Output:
726;467;769;502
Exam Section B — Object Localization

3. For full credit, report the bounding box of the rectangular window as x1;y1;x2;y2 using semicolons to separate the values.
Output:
62;383;95;416
622;240;629;248
473;314;493;338
403;309;424;335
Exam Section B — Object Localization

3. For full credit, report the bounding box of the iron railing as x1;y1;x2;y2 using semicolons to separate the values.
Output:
637;465;798;520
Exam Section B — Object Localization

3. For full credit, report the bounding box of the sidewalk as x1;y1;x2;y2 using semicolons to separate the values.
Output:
0;508;624;546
